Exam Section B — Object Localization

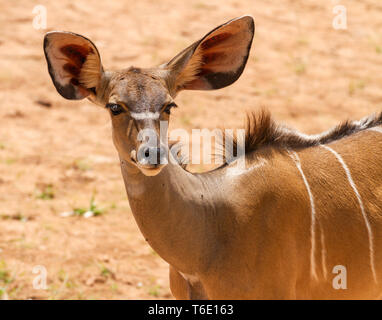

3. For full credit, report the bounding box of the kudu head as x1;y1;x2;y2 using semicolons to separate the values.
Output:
44;16;254;176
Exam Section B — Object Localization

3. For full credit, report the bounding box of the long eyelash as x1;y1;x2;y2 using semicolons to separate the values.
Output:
164;102;178;114
167;102;178;109
105;102;128;110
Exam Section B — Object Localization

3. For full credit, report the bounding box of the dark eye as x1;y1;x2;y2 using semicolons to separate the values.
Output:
106;103;124;116
164;102;177;115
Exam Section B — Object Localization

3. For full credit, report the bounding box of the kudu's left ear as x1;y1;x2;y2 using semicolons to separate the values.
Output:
43;31;104;100
164;16;254;94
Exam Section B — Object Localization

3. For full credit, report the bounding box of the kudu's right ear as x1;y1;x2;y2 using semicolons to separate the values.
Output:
44;31;104;100
164;15;254;95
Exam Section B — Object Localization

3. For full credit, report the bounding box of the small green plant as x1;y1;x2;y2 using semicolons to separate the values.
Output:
193;2;214;10
65;280;77;289
97;263;115;280
0;269;11;284
0;213;27;221
89;197;103;216
72;196;104;217
296;38;309;46
111;282;119;292
73;159;92;171
367;35;382;55
72;208;86;216
4;158;15;165
47;283;61;300
36;184;55;200
100;266;112;277
348;79;366;96
148;285;161;297
57;270;76;289
0;287;8;300
265;88;278;97
294;59;306;75
0;260;13;299
57;269;67;282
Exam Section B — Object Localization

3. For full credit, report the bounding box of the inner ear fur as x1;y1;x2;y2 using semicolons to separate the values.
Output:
44;31;103;100
165;15;255;94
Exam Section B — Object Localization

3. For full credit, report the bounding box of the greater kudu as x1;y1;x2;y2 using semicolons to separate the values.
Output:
44;16;382;299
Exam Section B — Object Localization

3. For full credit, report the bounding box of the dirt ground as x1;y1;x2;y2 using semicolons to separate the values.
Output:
0;0;382;299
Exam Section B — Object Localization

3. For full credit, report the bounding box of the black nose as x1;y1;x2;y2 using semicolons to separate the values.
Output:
144;147;151;158
138;145;166;165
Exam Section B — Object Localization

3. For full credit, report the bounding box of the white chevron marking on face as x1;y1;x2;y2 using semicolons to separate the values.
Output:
130;112;160;120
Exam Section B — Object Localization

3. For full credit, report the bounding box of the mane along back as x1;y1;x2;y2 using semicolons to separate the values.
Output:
223;110;382;162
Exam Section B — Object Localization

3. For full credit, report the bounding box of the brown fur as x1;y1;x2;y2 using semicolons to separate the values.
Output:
172;45;204;91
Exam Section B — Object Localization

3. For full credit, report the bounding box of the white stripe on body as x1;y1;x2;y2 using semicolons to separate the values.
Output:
288;151;318;280
368;126;382;134
319;222;328;279
320;144;377;283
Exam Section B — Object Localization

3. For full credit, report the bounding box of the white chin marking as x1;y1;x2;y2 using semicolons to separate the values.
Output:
130;112;160;120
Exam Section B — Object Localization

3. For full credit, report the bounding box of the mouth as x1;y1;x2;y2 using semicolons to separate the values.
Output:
130;149;165;176
138;166;163;176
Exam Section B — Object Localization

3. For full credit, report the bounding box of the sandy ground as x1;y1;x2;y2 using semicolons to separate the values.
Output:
0;0;382;299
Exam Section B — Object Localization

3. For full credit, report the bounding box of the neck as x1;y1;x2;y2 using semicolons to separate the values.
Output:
120;159;225;274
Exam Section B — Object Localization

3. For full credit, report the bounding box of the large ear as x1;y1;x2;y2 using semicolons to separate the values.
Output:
43;31;103;100
164;16;254;94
